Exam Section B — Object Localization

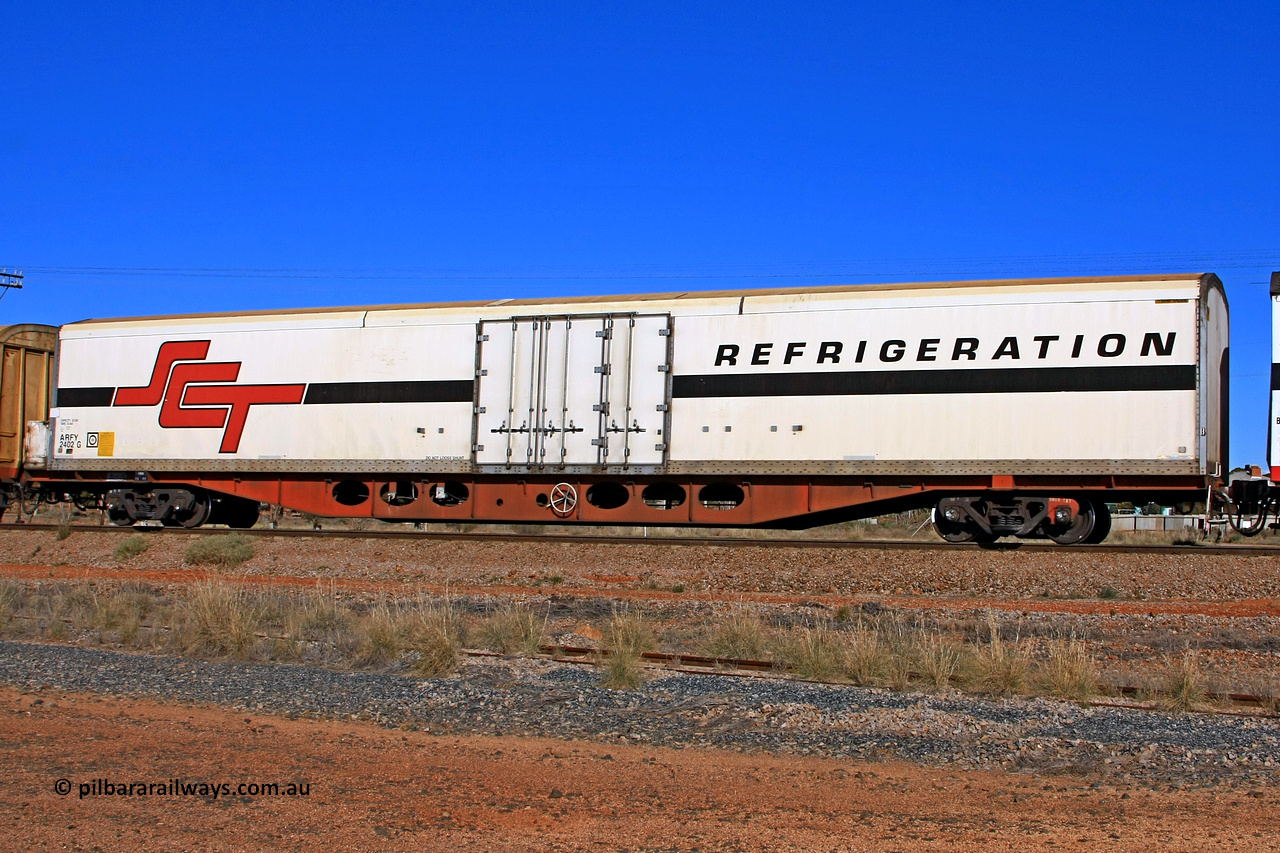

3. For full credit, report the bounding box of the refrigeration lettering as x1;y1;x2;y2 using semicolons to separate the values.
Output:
1098;334;1126;357
880;340;906;362
992;336;1020;360
952;338;979;361
714;344;740;366
1033;335;1059;358
711;333;1179;368
1140;332;1175;356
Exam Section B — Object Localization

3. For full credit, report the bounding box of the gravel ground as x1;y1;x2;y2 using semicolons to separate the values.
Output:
4;640;1277;790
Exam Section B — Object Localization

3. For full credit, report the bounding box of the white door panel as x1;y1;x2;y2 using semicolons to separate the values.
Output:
474;313;671;470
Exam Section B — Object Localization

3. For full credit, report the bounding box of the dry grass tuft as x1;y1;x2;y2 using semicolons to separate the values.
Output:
476;603;546;656
354;602;401;667
403;602;463;677
1160;648;1206;712
599;647;646;689
1246;676;1280;714
703;608;769;661
95;587;157;647
777;625;846;681
968;621;1033;696
282;586;351;642
177;581;262;659
113;535;152;562
842;625;890;686
184;534;256;568
349;597;465;675
54;583;99;630
597;608;656;689
0;580;22;622
270;586;352;661
606;609;657;656
876;617;917;690
1040;638;1099;701
913;633;964;691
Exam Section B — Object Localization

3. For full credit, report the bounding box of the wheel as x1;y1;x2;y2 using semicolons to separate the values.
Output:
1083;499;1111;544
1044;500;1096;545
933;514;978;543
166;493;211;528
107;503;134;526
549;483;578;518
931;507;993;544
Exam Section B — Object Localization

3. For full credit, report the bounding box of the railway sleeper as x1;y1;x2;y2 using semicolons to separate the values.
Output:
933;495;1110;545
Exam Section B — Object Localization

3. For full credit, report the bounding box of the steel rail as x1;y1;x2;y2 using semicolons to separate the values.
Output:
552;645;1277;713
2;521;1279;556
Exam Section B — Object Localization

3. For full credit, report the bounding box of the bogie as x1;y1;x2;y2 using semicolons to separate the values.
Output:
934;495;1112;546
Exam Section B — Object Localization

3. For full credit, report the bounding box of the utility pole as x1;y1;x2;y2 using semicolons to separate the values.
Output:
0;270;22;300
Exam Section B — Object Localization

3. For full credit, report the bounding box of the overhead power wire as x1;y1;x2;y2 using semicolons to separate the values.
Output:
10;251;1279;284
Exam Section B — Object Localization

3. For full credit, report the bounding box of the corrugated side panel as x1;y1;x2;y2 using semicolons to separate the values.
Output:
52;318;477;465
669;291;1200;467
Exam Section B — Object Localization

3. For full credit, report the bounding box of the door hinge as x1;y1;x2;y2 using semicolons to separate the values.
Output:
654;443;667;451
659;327;671;336
477;369;488;377
657;364;669;372
655;403;668;412
477;333;490;342
474;406;486;414
594;364;611;374
472;444;485;452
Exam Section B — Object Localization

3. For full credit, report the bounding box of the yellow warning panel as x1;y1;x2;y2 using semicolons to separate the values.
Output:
96;432;115;457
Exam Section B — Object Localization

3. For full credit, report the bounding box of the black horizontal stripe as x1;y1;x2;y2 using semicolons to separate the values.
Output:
303;379;473;405
671;365;1198;399
57;387;116;407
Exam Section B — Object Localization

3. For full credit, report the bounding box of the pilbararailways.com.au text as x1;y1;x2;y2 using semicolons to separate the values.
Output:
57;778;310;800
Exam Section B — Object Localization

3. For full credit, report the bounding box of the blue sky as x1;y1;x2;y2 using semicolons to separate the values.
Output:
2;2;1277;466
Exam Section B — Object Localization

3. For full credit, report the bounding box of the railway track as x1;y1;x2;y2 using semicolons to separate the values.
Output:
8;605;1275;715
548;646;1279;715
4;521;1280;557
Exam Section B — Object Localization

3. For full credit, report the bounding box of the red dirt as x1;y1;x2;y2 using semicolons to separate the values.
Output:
5;686;1275;852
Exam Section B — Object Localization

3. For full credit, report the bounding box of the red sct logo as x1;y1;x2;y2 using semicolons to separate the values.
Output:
114;341;304;453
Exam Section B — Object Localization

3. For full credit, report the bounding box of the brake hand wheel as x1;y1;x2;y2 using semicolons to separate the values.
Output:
549;483;578;518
